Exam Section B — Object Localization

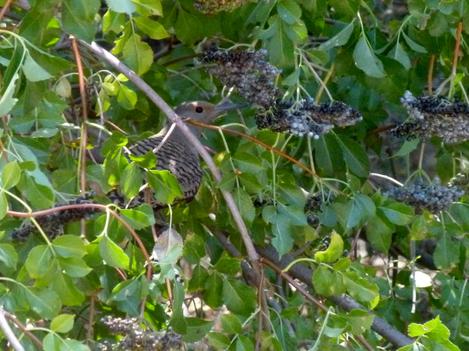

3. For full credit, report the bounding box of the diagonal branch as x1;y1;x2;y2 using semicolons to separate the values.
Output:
212;231;413;348
257;245;414;348
79;40;259;266
0;307;24;351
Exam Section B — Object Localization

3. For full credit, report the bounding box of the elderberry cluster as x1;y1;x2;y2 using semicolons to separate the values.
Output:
194;0;249;14
391;91;469;144
11;193;97;240
256;99;362;138
304;193;323;226
97;316;183;351
384;180;464;213
199;46;281;108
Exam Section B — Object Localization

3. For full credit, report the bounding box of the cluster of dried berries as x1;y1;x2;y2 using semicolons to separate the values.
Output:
194;0;249;14
256;99;362;138
304;193;323;226
391;91;469;144
385;180;464;213
199;46;281;108
11;193;98;240
97;316;183;351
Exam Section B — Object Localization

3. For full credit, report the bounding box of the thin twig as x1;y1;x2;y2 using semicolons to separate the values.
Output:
4;313;42;349
71;37;89;194
0;307;24;351
7;203;153;280
71;37;89;239
0;0;14;21
260;257;327;312
80;41;260;267
427;54;435;95
448;22;463;98
86;294;96;342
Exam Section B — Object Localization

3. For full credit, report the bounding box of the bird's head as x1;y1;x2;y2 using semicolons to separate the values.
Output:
175;100;243;124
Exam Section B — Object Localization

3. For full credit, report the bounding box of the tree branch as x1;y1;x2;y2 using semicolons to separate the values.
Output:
79;40;260;266
257;245;414;348
8;203;153;280
0;307;24;351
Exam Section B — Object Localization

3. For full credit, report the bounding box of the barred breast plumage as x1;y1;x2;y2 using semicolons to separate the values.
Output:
128;135;203;200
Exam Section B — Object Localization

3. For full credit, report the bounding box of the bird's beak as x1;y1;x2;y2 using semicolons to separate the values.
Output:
214;99;247;115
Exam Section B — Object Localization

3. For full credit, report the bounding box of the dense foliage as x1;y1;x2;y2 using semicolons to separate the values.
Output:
0;0;468;350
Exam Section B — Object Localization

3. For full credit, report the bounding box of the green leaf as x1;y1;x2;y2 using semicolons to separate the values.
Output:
51;272;85;306
223;278;256;316
53;235;87;258
0;244;17;270
214;254;241;275
366;215;393;252
277;0;302;24
25;245;54;278
120;162;143;198
402;32;427;53
123;33;154;75
336;136;369;178
0;191;7;220
103;10;126;33
133;0;163;16
379;202;414;225
221;314;243;334
184;318;213;343
134;17;169;40
208;333;231;349
62;0;100;41
204;273;223;308
152;228;183;267
105;0;136;14
24;288;61;319
433;236;460;269
117;85;138;110
99;235;130;269
343;271;380;309
188;265;208;292
394;139;420;158
353;35;386;78
147;169;183;204
120;204;155;229
22;53;52;82
388;42;411;70
51;314;74;333
234;188;255;223
345;194;375;230
320;21;355;50
271;213;294;256
170;281;187;333
312;265;346;296
257;16;295;67
314;231;344;263
58;257;92;278
409;215;427;240
347;310;374;335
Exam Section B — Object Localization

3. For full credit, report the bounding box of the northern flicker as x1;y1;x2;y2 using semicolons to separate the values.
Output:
12;100;241;239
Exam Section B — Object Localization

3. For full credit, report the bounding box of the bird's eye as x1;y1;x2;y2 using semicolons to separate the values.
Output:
195;106;204;113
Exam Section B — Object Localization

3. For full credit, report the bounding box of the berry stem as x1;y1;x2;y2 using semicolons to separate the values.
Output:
448;21;463;98
427;54;435;95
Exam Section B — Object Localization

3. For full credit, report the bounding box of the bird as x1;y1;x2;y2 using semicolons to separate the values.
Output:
12;100;242;240
125;99;240;201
